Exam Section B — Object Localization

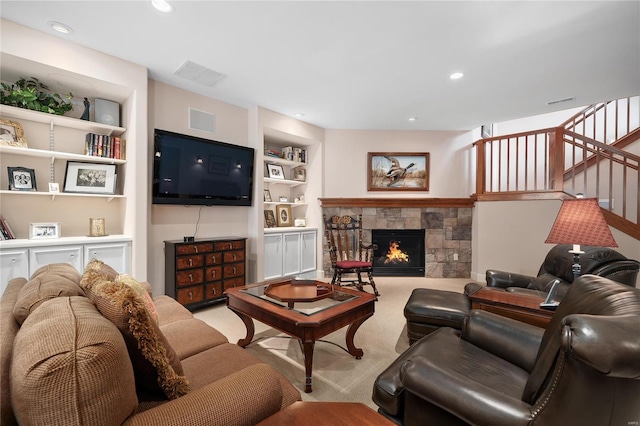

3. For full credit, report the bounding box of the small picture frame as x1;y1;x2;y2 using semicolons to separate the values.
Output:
279;196;288;202
276;204;293;227
63;161;117;195
8;166;36;191
48;182;60;193
263;189;272;202
294;217;306;227
266;163;285;180
29;222;60;239
0;118;28;148
264;210;277;228
293;167;306;182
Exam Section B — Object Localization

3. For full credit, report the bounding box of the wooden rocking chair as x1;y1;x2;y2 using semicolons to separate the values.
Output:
323;214;379;297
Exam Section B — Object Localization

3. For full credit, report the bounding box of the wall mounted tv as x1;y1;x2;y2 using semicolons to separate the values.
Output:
152;129;254;206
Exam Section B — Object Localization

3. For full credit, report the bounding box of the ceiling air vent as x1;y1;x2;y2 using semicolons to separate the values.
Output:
175;60;225;87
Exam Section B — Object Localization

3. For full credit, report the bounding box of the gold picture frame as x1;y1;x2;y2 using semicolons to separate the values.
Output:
367;152;429;191
264;210;277;228
0;118;28;148
276;204;293;227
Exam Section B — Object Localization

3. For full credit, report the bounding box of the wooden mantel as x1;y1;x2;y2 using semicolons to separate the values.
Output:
318;197;476;208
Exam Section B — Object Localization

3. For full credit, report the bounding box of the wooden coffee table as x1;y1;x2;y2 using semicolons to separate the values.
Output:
257;402;395;425
225;280;376;392
468;287;555;328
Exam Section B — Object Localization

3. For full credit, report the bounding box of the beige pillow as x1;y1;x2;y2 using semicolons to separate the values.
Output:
80;261;188;399
13;263;84;324
117;274;158;323
11;296;138;425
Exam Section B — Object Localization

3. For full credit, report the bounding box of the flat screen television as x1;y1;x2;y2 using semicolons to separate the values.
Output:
152;129;254;206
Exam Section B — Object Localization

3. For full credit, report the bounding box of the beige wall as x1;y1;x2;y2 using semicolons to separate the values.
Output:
324;129;474;198
147;80;250;295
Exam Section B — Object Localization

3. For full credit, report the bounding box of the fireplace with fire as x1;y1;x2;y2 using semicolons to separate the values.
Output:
372;229;426;276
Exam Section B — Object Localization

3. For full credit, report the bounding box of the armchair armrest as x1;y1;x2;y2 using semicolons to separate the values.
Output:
123;363;284;426
486;270;535;289
562;314;640;378
400;356;533;426
462;310;544;372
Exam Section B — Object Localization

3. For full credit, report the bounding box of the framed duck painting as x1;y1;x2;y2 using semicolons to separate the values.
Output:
367;152;430;191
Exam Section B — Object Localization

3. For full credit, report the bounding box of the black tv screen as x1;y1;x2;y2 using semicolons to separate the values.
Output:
152;129;254;206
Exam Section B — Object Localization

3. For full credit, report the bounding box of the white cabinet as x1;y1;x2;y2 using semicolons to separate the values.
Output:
0;236;132;292
0;249;28;295
264;229;317;280
30;246;83;275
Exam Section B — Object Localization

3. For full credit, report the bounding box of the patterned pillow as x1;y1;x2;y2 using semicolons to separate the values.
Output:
116;274;158;323
80;260;188;399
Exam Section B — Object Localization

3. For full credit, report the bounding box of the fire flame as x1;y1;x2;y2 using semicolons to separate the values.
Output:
384;240;410;264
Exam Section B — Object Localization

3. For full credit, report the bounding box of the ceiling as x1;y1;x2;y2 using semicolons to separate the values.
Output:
1;1;638;131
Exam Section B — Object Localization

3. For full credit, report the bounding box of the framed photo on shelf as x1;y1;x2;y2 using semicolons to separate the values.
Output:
63;161;117;195
264;210;277;228
293;167;306;182
29;222;60;239
7;166;36;191
276;204;293;227
263;189;272;202
367;152;430;192
266;163;285;180
48;182;60;193
0;118;28;148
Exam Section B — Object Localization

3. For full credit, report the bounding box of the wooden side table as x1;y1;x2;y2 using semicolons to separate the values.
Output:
468;287;555;328
257;402;395;425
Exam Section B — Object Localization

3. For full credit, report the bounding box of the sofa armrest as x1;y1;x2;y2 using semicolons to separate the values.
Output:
486;270;535;289
562;314;640;378
123;363;284;426
462;310;544;372
505;287;548;298
591;260;640;287
400;356;533;426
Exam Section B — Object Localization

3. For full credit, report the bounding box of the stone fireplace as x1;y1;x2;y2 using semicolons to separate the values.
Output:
372;229;426;276
320;199;473;279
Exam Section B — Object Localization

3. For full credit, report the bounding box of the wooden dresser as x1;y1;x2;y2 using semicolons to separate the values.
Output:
164;237;246;310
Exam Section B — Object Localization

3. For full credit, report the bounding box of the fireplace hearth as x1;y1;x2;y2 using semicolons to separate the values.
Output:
372;229;426;276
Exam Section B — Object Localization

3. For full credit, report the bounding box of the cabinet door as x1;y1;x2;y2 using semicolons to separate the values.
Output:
300;230;317;274
264;233;283;280
29;246;83;275
0;249;29;295
84;241;131;273
282;232;301;276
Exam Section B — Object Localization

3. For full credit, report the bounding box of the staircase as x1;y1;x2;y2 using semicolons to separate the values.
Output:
474;96;639;240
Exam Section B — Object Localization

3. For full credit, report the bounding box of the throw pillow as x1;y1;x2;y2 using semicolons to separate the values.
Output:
116;273;158;323
80;261;188;400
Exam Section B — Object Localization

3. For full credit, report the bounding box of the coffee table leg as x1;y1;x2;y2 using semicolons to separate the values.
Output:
303;339;315;393
345;317;368;359
230;309;255;348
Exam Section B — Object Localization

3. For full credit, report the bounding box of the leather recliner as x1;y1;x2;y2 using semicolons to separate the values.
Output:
374;274;640;425
404;245;639;343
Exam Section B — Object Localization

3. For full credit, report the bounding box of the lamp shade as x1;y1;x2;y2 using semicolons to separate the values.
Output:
545;198;617;247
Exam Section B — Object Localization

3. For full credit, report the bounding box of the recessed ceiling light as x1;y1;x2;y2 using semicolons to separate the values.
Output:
408;117;418;122
450;72;464;80
48;21;73;34
546;96;575;106
151;0;173;13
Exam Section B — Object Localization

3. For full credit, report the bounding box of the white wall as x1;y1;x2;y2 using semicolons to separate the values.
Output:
147;80;250;295
324;129;474;198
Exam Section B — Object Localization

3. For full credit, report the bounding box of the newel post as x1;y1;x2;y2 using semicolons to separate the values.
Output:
474;139;486;195
549;128;565;191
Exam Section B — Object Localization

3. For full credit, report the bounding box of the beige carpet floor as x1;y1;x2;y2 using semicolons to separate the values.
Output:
194;277;474;409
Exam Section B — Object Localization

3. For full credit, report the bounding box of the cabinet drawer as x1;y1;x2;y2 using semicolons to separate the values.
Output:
176;243;213;255
177;286;204;305
205;252;222;265
205;282;223;300
176;255;204;270
223;277;245;291
214;240;244;251
176;269;204;287
223;263;245;278
205;265;222;281
223;250;245;263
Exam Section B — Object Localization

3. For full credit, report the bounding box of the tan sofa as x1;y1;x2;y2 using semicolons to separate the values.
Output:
1;261;301;425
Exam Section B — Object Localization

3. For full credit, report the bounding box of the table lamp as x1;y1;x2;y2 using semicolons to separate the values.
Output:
545;197;617;280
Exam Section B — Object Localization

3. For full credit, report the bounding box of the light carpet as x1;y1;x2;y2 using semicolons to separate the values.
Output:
193;277;473;409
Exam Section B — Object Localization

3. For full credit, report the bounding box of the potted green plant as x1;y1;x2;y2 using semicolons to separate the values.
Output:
0;77;73;115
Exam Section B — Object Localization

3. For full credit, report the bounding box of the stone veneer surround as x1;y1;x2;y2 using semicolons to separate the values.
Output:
322;207;472;278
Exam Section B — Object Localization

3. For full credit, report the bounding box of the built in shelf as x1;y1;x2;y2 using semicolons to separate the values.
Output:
0;234;132;249
264;177;305;187
264;202;308;208
0;190;124;202
264;227;317;233
263;155;306;168
0;105;126;136
0;145;126;165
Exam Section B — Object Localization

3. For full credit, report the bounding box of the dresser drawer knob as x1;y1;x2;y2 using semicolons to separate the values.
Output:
189;291;193;301
189;273;193;282
232;266;236;274
211;270;216;278
228;243;233;250
189;258;193;267
195;246;199;253
233;253;237;261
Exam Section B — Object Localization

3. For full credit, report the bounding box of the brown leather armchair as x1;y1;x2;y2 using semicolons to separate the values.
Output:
374;274;640;425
